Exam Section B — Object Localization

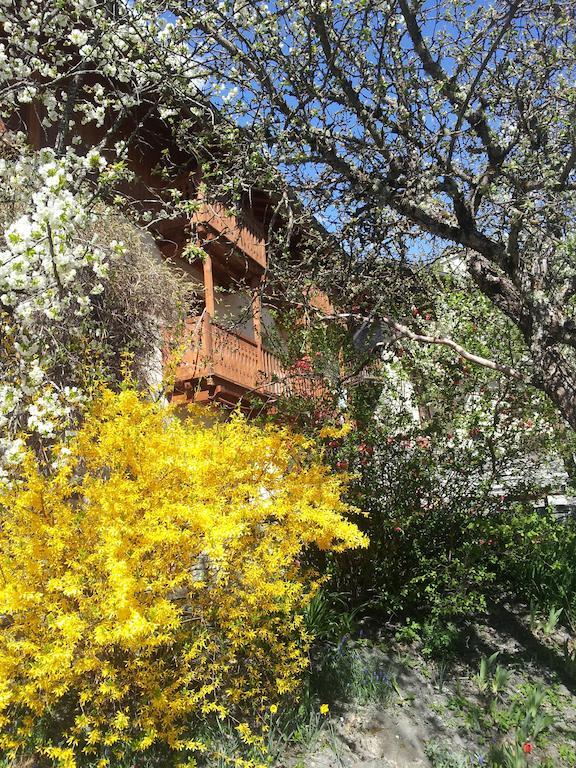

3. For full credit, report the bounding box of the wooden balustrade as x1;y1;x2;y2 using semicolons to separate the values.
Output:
177;315;288;397
211;323;260;391
176;316;328;404
260;348;286;396
192;200;266;269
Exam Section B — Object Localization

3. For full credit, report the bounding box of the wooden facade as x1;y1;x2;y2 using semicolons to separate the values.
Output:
170;198;290;407
12;98;328;409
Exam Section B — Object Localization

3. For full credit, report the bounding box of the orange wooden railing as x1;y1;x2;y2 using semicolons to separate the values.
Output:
261;347;286;396
176;316;329;402
211;322;260;391
177;315;288;396
192;200;266;269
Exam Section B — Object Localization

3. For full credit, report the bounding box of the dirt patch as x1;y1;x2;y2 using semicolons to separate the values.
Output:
278;608;576;767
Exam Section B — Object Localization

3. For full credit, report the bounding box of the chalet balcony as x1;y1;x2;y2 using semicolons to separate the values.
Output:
191;200;266;270
173;315;285;403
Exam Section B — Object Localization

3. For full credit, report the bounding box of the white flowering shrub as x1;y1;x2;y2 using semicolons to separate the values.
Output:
0;143;118;468
0;0;207;471
1;149;113;319
0;140;190;473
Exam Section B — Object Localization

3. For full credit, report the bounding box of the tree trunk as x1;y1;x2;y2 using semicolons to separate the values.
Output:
532;345;576;430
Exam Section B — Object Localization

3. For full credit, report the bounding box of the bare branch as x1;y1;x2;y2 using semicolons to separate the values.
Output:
376;313;524;381
322;312;524;381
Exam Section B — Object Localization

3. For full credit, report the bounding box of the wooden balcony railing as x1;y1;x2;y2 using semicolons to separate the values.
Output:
176;315;286;396
191;200;266;269
261;348;285;396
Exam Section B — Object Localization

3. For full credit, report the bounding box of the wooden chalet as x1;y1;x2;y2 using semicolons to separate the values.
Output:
11;97;330;409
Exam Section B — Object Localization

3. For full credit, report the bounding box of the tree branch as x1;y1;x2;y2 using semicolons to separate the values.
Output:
377;313;524;380
398;0;505;166
323;312;524;380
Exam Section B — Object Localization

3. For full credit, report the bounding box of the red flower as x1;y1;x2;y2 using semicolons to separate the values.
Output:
294;357;312;372
394;526;402;533
522;742;533;755
336;460;349;470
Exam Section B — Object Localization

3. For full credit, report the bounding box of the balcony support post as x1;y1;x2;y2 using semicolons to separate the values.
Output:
202;252;215;363
251;276;264;379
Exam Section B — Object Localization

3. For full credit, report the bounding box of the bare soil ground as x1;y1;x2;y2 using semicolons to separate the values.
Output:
278;607;576;768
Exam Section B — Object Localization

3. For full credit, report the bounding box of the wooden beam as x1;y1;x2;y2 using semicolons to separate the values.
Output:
251;276;263;373
202;253;215;316
201;253;215;364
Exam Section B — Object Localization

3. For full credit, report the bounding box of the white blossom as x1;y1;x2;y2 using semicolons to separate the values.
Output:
68;28;89;47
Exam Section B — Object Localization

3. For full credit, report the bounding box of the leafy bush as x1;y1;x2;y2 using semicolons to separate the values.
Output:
329;418;506;633
322;342;566;646
499;509;576;631
0;389;367;767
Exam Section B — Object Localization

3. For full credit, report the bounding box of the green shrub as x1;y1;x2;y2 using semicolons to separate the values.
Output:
499;510;576;629
322;378;569;645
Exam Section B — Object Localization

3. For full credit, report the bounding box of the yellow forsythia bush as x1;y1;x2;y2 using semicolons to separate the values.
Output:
0;389;367;767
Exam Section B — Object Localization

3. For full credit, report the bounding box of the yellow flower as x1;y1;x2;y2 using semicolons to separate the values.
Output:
318;421;353;440
320;703;330;715
0;388;366;765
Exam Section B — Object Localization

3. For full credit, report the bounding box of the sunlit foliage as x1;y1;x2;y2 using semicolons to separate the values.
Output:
0;389;366;767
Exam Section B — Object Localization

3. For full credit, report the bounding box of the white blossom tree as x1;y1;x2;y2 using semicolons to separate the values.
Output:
5;0;576;441
0;1;198;466
174;0;576;428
